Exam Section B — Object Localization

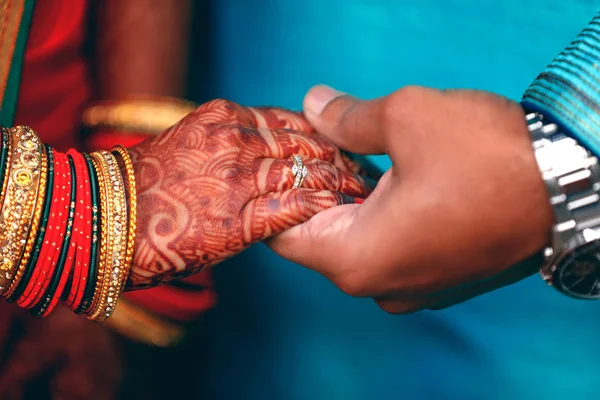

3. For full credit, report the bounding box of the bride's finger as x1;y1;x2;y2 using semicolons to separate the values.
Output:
249;108;369;175
193;100;313;132
194;99;257;126
262;128;371;174
241;189;356;243
254;158;374;198
258;128;336;160
189;102;369;174
249;107;314;132
262;128;358;169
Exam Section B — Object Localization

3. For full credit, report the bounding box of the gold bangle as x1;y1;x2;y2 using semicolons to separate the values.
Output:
4;139;48;299
88;151;127;322
82;95;197;135
0;127;43;295
0;128;12;210
111;145;137;294
102;150;128;320
87;154;110;318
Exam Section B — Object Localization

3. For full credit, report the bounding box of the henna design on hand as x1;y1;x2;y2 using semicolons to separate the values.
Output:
127;100;373;289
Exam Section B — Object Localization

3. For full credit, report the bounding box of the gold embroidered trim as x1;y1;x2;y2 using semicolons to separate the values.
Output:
0;0;25;109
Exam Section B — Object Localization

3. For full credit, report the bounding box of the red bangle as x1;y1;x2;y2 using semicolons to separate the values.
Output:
17;151;72;308
18;151;71;308
40;155;78;316
16;149;64;308
64;150;92;310
72;152;93;311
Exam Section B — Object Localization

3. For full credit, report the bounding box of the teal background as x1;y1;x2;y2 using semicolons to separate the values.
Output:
196;2;600;399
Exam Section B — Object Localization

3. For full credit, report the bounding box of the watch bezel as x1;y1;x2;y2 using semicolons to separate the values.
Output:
542;233;600;300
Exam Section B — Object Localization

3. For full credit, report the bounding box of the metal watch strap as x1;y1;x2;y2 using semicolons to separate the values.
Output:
526;112;600;254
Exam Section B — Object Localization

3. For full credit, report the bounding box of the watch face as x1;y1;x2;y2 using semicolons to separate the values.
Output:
556;241;600;299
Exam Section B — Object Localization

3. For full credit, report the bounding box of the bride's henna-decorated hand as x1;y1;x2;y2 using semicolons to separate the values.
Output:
127;99;373;289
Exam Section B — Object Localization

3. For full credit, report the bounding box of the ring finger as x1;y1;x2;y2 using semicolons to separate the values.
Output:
254;157;374;198
265;128;366;175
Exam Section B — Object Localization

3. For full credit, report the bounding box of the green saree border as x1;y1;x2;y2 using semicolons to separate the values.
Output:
0;0;35;127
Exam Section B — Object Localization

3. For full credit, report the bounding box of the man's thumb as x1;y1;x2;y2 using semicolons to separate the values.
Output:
303;85;388;155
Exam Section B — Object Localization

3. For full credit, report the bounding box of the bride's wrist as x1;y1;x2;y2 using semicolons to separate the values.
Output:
0;126;138;323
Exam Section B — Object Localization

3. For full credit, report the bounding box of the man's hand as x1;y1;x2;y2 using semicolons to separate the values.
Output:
269;85;554;313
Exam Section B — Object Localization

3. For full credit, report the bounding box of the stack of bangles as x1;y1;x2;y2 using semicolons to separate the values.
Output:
0;126;137;323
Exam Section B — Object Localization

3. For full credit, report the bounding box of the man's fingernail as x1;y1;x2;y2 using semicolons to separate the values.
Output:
305;85;346;115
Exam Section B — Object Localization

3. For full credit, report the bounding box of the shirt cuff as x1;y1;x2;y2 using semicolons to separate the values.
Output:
522;13;600;157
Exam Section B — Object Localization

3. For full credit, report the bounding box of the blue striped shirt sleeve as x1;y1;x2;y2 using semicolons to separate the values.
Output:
522;13;600;156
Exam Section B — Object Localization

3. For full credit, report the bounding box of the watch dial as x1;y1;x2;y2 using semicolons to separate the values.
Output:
557;242;600;299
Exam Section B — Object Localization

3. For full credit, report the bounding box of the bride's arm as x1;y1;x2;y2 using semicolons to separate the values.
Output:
95;0;193;100
0;103;372;320
86;0;213;330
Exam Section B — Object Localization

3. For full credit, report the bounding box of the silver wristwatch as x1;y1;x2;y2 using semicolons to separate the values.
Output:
526;112;600;299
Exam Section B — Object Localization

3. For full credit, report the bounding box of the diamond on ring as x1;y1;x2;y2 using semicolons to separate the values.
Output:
292;156;309;189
